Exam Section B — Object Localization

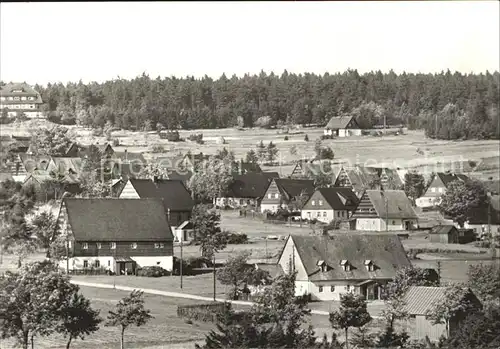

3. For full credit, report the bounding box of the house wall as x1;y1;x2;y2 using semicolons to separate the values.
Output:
58;255;173;272
416;196;440;208
118;181;141;198
429;233;451;244
339;129;362;137
301;209;335;223
278;237;310;297
307;281;358;301
421;177;446;199
413;316;447;342
464;223;500;236
261;181;284;212
215;197;258;208
356;218;413;231
131;256;173;271
73;241;174;259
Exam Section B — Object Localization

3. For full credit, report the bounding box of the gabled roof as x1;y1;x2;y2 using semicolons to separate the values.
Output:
233;162;263;174
436;172;469;187
402;287;447;315
341;166;380;192
287;234;411;281
274;178;315;200
429;225;457;235
0;83;43;103
63;198;173;242
313;187;360;210
18;154;52;172
165;169;193;183
226;172;279;198
325;115;359;130
50;157;83;175
128;178;194;211
353;190;418;220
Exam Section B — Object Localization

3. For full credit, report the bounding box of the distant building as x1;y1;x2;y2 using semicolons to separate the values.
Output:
215;172;279;209
324;115;362;137
428;225;459;244
260;178;315;213
464;194;500;237
57;198;174;273
301;187;359;223
351;190;418;231
277;234;411;301
402;286;482;342
0;82;44;118
334;165;403;197
416;172;469;209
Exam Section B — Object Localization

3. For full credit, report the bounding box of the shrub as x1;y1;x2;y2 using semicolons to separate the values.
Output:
177;302;228;322
284;135;289;141
160;130;182;142
226;232;248;245
112;138;120;147
318;147;335;160
188;133;204;144
304;134;309;141
151;144;165;153
135;266;170;277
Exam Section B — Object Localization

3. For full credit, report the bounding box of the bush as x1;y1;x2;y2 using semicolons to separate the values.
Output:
135;266;170;277
318;147;335;160
226;232;248;244
151;144;165;153
111;138;120;147
177;302;229;322
160;130;182;142
188;133;204;144
284;135;289;141
304;134;309;141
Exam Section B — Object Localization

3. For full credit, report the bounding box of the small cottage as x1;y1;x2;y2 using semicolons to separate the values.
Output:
416;172;469;209
428;225;459;244
260;178;315;213
301;187;359;223
324;115;362;137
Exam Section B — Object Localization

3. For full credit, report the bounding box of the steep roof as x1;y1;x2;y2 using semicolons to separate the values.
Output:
63;198;173;242
226;172;279;198
429;225;457;235
288;234;411;281
18;154;52;172
234;162;263;174
50;157;83;175
325;115;358;130
128;178;194;211
436;172;469;187
274;178;315;199
402;287;447;315
0;83;43;104
342;166;381;192
315;187;360;210
354;190;418;219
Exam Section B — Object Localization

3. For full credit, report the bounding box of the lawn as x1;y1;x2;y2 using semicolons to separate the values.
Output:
0;286;211;349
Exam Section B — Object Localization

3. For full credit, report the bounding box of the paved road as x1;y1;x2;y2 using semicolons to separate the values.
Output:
71;279;332;316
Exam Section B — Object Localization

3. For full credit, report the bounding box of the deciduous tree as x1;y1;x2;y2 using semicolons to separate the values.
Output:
404;171;426;204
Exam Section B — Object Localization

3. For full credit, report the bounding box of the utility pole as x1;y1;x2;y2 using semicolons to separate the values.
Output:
180;232;183;289
213;253;216;302
383;112;387;135
435;114;438;138
437;261;442;286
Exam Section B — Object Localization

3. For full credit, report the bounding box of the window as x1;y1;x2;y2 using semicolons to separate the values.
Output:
438;188;443;193
97;243;102;249
274;193;279;199
323;211;327;217
431;188;436;193
21;96;26;101
82;242;88;250
341;211;345;218
108;260;111;266
160;243;165;248
239;199;243;205
337;211;340;217
14;96;20;100
317;211;321;217
110;242;116;249
345;285;350;292
157;261;161;265
131;242;137;249
154;243;160;249
318;200;323;206
268;193;272;199
83;260;88;268
312;200;316;206
319;286;323;292
0;97;4;101
95;260;100;268
392;220;396;225
307;212;311;218
330;286;335;292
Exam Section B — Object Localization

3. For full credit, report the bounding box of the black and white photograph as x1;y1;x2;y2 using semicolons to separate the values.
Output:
0;1;499;349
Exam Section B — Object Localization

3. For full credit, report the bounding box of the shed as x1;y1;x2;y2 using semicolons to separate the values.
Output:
429;225;459;244
402;286;482;342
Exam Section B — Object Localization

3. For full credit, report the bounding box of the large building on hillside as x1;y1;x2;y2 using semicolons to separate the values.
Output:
0;83;44;118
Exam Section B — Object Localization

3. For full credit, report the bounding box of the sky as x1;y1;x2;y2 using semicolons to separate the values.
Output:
1;1;499;85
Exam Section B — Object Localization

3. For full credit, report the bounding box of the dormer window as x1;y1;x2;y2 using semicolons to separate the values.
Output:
340;260;351;272
364;260;375;272
317;260;328;272
318;200;323;206
312;200;316;206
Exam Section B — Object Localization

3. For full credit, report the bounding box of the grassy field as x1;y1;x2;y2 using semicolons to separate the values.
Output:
2;120;499;179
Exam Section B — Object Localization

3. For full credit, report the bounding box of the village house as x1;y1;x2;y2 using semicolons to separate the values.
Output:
416;172;469;209
277;234;411;301
289;160;321;179
57;198;174;273
215;172;279;209
464;194;500;237
0;82;44;118
334;165;403;196
260;178;315;213
402;286;482;342
118;177;195;242
428;225;460;244
351;190;418;231
301;187;359;223
324;115;362;137
9;153;52;182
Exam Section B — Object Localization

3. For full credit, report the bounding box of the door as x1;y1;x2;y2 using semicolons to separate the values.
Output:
118;262;126;275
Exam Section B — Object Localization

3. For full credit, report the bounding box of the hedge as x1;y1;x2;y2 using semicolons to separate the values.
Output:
177;302;228;322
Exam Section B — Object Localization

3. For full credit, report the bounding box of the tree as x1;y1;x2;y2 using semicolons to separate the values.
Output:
217;251;271;300
30;126;73;156
444;303;500;349
191;205;228;258
467;263;500;305
0;261;85;349
329;293;372;349
188;158;233;204
29;211;58;257
289;144;298;157
425;284;481;338
439;179;489;227
266;141;278;165
106;290;153;349
245;149;258;164
57;292;102;349
404;170;426;204
79;170;111;198
256;140;267;163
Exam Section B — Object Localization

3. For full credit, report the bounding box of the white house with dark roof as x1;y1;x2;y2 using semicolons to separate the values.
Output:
277;234;412;301
351;190;418;231
57;198;174;274
324;115;362;137
0;82;44;118
300;187;360;223
416;172;469;208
